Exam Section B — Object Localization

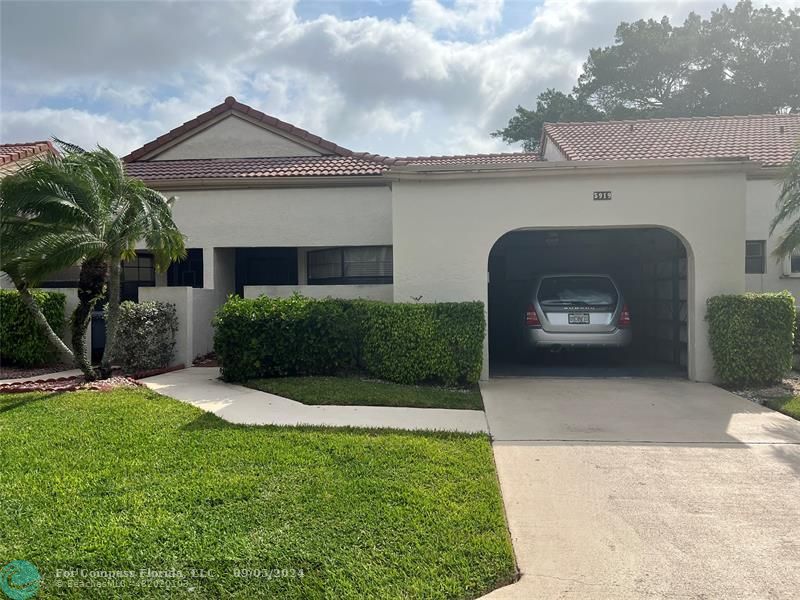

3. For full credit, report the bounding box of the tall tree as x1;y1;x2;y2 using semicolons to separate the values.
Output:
700;1;800;115
0;143;185;379
492;89;602;152
576;14;703;117
496;1;800;149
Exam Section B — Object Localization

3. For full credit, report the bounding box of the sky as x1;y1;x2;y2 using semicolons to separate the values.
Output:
1;0;796;157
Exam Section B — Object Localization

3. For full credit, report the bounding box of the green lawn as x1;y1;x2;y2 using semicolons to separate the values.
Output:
245;376;484;410
765;395;800;421
0;389;515;599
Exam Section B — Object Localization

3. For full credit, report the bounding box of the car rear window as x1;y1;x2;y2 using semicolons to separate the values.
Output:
537;276;618;307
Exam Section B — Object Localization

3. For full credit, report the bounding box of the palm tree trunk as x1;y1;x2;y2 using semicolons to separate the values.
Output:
71;257;108;381
99;259;121;378
16;281;75;365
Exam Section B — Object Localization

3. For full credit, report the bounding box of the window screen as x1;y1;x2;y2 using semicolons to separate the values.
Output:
308;248;344;281
745;241;765;274
308;246;393;284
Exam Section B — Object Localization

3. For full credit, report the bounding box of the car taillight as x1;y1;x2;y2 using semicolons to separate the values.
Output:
618;304;631;328
525;304;542;328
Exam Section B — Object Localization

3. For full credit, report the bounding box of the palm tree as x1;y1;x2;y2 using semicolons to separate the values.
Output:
771;146;800;259
0;142;185;379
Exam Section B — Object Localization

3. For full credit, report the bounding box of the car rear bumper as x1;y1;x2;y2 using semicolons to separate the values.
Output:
527;327;632;348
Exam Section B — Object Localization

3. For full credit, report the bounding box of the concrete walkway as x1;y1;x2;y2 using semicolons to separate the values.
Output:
480;377;800;599
142;367;488;433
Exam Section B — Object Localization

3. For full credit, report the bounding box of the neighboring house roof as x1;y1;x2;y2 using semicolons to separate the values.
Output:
542;113;800;167
0;141;55;166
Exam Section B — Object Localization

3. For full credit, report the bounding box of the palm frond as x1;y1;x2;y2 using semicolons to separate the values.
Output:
52;137;86;155
771;145;800;258
3;140;187;285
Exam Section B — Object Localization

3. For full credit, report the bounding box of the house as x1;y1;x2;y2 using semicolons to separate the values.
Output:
12;97;800;382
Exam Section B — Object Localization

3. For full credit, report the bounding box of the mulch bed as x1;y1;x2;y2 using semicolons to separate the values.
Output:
0;376;143;394
193;353;218;367
0;364;185;394
0;363;72;380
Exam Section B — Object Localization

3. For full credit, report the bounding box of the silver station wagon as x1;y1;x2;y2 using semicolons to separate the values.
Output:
525;274;632;349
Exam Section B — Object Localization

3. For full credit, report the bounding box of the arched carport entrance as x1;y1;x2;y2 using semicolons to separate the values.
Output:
488;227;690;377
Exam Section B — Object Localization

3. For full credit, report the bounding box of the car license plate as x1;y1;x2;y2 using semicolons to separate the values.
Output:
568;313;590;324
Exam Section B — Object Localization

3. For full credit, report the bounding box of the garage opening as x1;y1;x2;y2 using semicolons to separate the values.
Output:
488;228;689;377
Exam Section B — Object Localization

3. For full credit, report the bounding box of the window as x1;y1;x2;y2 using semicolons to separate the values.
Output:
168;248;203;288
307;246;393;284
790;248;800;275
121;252;155;302
745;241;766;274
537;276;618;308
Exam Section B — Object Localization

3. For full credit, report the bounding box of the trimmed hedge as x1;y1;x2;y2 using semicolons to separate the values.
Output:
360;301;484;386
109;300;179;373
213;295;354;382
0;289;66;367
795;308;800;355
213;295;485;386
706;292;796;386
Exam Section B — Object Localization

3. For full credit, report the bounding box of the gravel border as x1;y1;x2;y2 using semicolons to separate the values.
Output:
728;372;800;405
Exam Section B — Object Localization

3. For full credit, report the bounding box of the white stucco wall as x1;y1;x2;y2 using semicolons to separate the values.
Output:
160;185;392;249
542;138;567;161
139;287;218;366
391;166;748;382
152;115;322;160
244;284;393;301
744;177;800;297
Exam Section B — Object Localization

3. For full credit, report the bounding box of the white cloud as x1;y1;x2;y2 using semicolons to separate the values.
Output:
410;0;504;36
1;108;158;156
3;0;792;157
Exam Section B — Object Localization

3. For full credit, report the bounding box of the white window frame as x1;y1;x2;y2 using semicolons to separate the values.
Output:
745;240;766;275
783;248;800;277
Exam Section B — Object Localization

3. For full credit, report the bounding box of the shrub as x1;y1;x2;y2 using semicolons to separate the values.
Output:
360;301;484;386
706;292;796;386
213;295;485;386
213;295;353;382
795;309;800;355
0;289;66;367
110;300;178;372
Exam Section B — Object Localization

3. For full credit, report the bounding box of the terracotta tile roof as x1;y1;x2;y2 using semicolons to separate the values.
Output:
543;113;800;167
394;152;541;166
124;155;389;180
122;96;364;163
0;141;55;165
123;151;546;181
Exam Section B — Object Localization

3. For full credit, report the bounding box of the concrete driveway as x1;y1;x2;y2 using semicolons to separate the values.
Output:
481;378;800;599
